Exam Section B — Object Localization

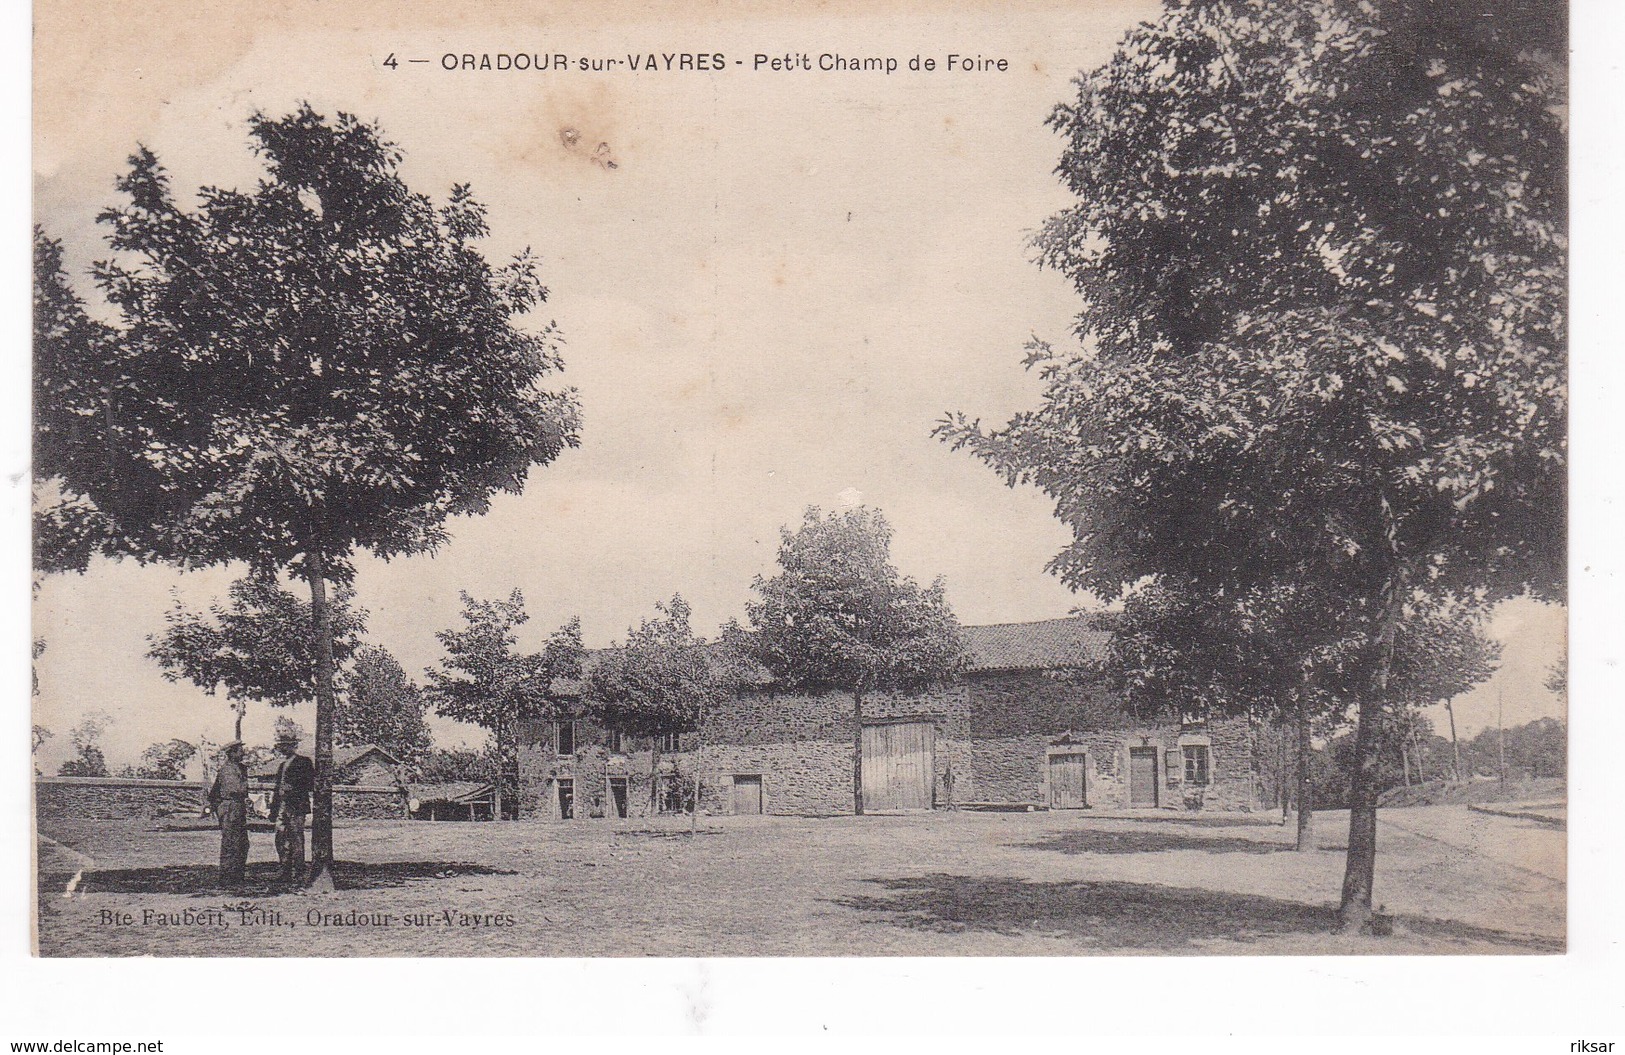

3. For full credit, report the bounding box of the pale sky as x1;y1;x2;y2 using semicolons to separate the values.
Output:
29;0;1565;770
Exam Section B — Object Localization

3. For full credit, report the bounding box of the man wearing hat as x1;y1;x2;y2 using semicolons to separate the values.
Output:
268;731;316;886
206;742;250;887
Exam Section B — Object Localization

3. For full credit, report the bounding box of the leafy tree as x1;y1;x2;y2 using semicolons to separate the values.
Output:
1545;656;1567;696
147;571;365;740
1109;578;1349;850
726;507;966;814
1463;716;1565;781
41;106;581;888
32;725;54;777
412;746;496;785
124;739;198;781
584;595;735;816
338;645;433;764
32;228;116;575
425;591;582;820
58;712;113;777
940;0;1563;930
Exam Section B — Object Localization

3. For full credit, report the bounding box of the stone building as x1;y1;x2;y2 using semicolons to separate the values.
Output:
515;616;1264;819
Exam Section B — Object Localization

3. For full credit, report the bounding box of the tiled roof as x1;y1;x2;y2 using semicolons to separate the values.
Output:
251;743;399;779
406;782;493;805
549;616;1111;697
960;617;1111;672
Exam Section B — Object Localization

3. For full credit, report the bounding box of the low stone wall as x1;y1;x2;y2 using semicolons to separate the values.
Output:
35;777;206;821
35;777;407;822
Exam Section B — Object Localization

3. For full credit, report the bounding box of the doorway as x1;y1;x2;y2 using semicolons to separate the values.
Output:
557;778;575;820
1129;747;1159;808
608;777;629;819
860;721;936;812
731;775;763;815
1048;752;1088;809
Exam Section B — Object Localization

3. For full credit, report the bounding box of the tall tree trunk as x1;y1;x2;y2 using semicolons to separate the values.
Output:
691;705;704;834
1412;727;1428;784
1278;720;1290;825
493;720;506;822
852;690;865;816
1338;570;1405;933
649;737;663;816
1295;687;1315;852
1401;742;1413;786
305;550;337;893
1445;698;1463;781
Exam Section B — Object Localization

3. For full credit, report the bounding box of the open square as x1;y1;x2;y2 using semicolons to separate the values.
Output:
36;806;1564;957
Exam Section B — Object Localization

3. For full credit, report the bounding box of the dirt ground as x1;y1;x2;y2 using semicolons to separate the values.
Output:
34;805;1564;957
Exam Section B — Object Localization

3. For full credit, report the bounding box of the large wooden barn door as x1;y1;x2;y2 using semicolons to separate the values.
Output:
861;721;935;812
1048;753;1088;809
1129;747;1159;807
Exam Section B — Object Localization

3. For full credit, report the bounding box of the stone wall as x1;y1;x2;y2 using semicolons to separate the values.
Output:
511;672;1263;818
333;785;409;820
35;777;206;821
35;777;407;822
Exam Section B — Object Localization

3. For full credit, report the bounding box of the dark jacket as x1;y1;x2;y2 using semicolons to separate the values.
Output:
269;754;315;817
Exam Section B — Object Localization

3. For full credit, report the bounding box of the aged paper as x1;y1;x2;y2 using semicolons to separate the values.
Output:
31;0;1568;973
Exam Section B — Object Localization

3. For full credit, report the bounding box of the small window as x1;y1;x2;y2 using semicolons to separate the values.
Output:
606;728;625;754
1183;745;1210;785
555;720;576;756
657;731;682;753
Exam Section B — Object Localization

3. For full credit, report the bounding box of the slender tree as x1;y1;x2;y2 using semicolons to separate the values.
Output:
124;739;198;781
147;571;365;740
425;591;582;820
941;1;1563;929
38;106;581;888
727;507;965;815
584;595;733;817
1109;579;1346;851
338;645;434;765
58;712;113;777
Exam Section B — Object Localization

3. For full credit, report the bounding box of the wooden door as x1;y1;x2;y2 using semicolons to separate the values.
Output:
861;722;936;812
1049;753;1088;808
1129;747;1158;807
731;775;763;815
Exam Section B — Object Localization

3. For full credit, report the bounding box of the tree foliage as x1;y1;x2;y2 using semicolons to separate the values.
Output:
33;228;116;575
585;595;732;740
58;711;113;777
939;0;1563;927
338;645;433;763
147;571;365;708
49;105;581;573
728;506;966;697
123;739;198;781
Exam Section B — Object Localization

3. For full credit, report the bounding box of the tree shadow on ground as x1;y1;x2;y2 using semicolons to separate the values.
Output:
42;861;516;898
830;874;1560;952
1021;829;1294;855
1083;814;1287;829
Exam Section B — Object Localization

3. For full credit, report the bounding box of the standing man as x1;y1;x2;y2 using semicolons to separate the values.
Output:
269;731;315;887
206;741;250;887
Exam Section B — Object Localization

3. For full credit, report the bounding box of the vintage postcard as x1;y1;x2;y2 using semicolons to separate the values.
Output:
31;0;1566;959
